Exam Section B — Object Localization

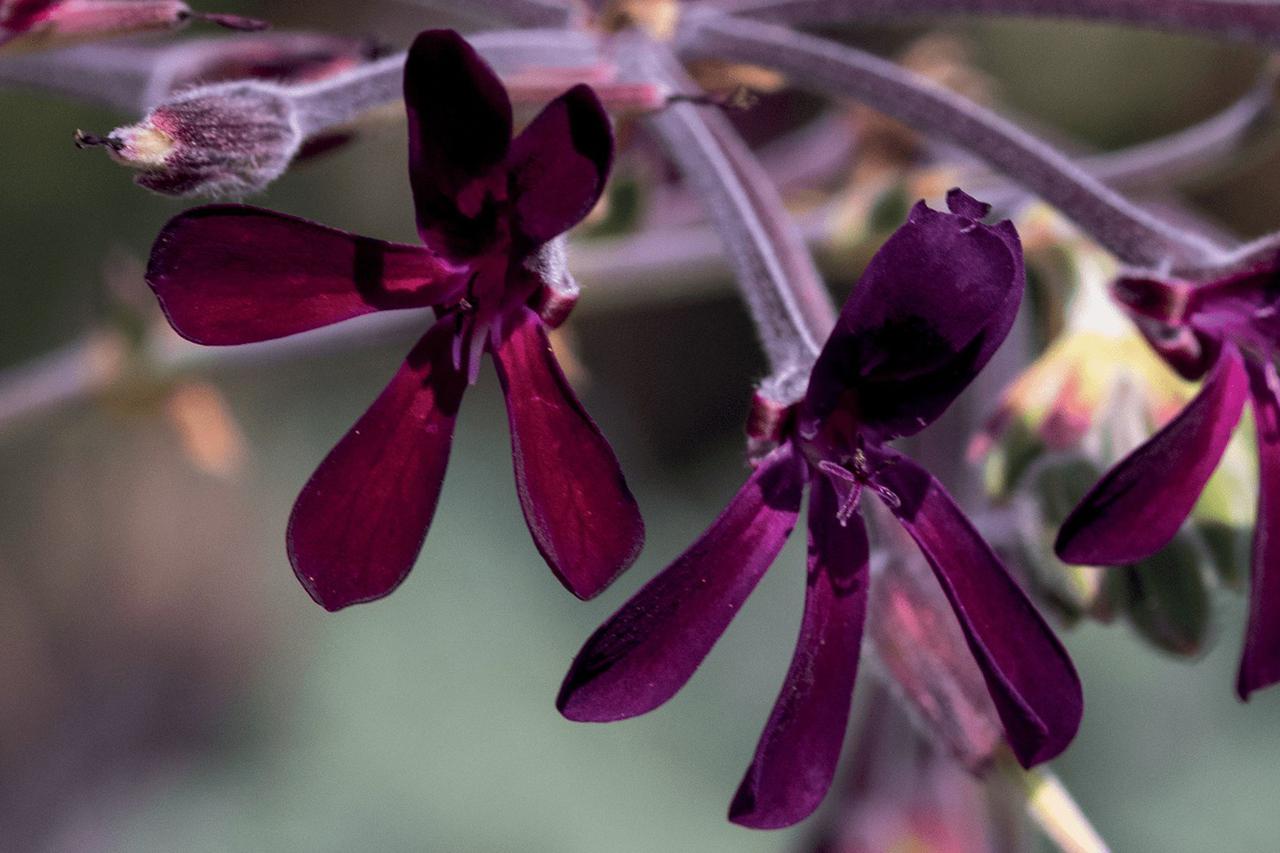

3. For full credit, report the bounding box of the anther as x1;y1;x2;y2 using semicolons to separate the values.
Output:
74;131;122;152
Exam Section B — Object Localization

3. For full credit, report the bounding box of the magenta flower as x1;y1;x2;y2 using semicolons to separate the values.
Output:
1057;261;1280;698
558;191;1082;829
145;30;644;610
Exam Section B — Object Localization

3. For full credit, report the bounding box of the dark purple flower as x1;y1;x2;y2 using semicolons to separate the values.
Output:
145;30;644;610
558;191;1082;829
1057;260;1280;699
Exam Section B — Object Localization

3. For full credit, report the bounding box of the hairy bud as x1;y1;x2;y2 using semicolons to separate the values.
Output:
80;81;301;197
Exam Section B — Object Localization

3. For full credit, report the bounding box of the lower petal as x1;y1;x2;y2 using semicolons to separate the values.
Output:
729;479;869;829
1239;361;1280;698
288;321;467;611
557;444;807;721
1055;347;1248;565
492;308;644;599
148;204;462;345
876;452;1082;767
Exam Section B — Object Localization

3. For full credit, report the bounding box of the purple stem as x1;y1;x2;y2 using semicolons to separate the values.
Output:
679;11;1231;275
1081;59;1280;187
711;0;1280;48
0;29;603;133
622;34;834;396
400;0;573;27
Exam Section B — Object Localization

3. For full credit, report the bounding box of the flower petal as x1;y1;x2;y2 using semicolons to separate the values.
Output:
876;452;1082;767
557;444;807;721
1186;261;1280;356
288;321;467;611
729;478;869;829
147;204;460;345
491;308;644;600
1056;347;1248;565
1239;360;1280;699
404;29;513;257
803;190;1024;442
507;84;614;244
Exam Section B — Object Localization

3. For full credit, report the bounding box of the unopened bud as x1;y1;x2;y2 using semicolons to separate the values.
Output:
80;81;301;197
0;1;265;54
868;514;1005;771
1103;533;1212;656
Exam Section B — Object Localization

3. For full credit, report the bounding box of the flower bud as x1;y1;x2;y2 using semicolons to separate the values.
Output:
1103;532;1213;656
0;1;264;54
79;81;301;197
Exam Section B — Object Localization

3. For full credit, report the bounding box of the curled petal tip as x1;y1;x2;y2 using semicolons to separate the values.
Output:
946;187;991;220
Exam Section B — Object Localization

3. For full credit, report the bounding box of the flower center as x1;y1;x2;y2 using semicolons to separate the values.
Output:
815;446;900;526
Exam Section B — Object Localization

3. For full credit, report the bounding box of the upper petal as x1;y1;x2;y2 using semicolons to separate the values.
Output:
491;308;644;600
507;84;614;245
803;189;1024;442
557;443;806;721
288;321;467;611
147;204;461;345
404;29;513;257
876;452;1082;767
729;478;869;829
1056;347;1248;565
1239;360;1280;699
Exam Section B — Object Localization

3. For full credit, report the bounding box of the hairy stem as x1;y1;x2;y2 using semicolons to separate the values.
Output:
712;0;1280;49
622;34;834;396
0;40;154;111
679;11;1232;275
289;29;618;135
399;0;573;27
1081;59;1280;186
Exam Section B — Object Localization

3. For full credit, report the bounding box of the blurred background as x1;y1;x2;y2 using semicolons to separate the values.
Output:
3;1;1280;850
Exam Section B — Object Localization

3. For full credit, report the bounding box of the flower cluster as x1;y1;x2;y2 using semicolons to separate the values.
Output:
24;2;1280;838
131;25;1088;827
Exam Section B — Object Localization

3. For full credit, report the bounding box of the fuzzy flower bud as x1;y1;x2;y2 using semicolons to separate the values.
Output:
79;81;300;196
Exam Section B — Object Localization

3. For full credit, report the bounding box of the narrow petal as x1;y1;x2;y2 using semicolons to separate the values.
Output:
876;452;1082;767
557;444;807;721
288;321;467;611
1239;360;1280;698
507;84;614;244
729;479;869;829
404;29;512;257
802;189;1024;442
491;308;644;600
147;204;461;345
1056;348;1248;565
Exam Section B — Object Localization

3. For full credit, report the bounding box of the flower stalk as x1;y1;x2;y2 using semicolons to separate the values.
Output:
714;0;1280;49
677;10;1233;276
621;34;833;399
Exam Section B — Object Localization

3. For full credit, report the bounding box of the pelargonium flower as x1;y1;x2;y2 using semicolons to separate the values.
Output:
144;29;644;610
558;191;1082;829
0;0;263;53
1056;259;1280;698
